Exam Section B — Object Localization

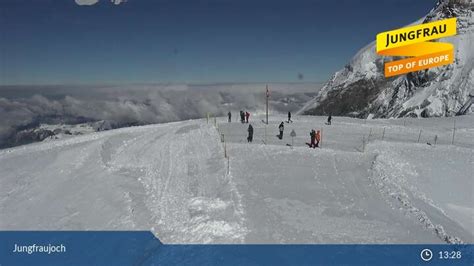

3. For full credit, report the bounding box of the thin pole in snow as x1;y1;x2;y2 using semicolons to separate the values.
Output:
265;85;269;125
434;135;438;146
382;127;386;140
227;156;230;175
417;129;422;143
452;118;456;145
264;124;267;145
224;141;227;158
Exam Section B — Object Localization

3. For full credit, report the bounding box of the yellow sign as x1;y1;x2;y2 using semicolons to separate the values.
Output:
376;18;457;77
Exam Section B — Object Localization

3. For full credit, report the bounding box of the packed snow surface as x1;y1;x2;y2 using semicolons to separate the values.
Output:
0;114;473;243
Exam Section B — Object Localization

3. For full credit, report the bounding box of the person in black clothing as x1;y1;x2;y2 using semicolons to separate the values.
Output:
247;124;254;143
228;111;232;123
288;111;292;123
327;114;332;125
240;111;245;123
278;122;284;140
306;129;316;148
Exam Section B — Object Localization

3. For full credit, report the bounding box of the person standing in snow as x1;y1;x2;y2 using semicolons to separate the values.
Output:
247;124;254;143
228;111;232;123
278;122;284;140
240;111;245;123
288;111;292;123
307;129;316;148
245;111;250;123
315;130;321;147
327;114;332;125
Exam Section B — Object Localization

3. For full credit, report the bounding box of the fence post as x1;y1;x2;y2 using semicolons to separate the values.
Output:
452;118;456;145
382;127;386;140
417;129;422;143
224;141;227;158
264;124;267;145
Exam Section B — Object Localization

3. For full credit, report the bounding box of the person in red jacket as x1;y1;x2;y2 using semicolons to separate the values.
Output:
245;111;250;123
315;130;321;147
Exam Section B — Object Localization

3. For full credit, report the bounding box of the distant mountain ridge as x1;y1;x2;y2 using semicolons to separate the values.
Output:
300;0;474;118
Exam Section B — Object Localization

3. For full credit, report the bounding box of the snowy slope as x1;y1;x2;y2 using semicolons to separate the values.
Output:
1;114;473;244
0;121;247;243
299;0;474;118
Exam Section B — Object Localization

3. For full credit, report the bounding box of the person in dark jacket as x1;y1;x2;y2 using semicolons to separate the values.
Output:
327;115;332;125
278;122;284;139
240;111;245;123
288;111;292;123
245;111;250;123
307;129;316;148
228;111;232;123
247;124;254;143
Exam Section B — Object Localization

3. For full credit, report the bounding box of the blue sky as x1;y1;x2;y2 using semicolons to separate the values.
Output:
0;0;436;85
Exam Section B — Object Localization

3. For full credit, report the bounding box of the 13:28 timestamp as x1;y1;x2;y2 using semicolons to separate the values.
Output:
439;251;462;259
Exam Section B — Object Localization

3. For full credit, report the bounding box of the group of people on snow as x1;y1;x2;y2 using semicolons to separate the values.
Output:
227;110;332;148
306;129;321;148
227;111;253;142
229;111;251;124
227;111;251;123
241;111;250;123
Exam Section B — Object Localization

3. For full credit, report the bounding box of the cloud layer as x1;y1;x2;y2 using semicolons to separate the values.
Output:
75;0;125;6
75;0;99;6
0;83;320;147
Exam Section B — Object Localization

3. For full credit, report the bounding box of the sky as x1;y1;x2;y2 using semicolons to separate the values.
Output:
0;0;436;85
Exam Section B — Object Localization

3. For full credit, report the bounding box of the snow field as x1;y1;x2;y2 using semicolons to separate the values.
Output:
217;114;473;243
0;120;246;243
0;114;472;244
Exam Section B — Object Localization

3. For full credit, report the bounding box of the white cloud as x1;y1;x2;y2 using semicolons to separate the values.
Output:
75;0;99;6
111;0;126;5
75;0;126;6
